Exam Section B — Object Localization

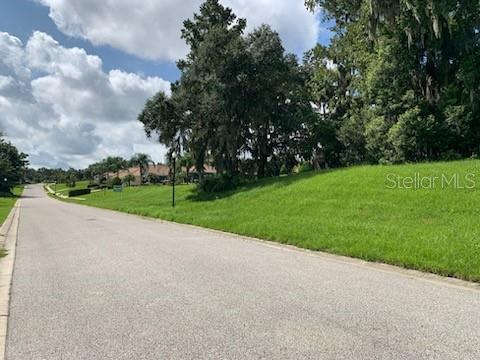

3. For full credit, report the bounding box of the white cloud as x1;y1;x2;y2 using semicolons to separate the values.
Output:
35;0;320;61
223;0;319;56
0;76;14;91
0;32;31;80
0;31;170;169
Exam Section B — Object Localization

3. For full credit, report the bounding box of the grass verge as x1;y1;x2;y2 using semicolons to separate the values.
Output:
51;181;90;193
62;160;480;282
0;186;23;226
0;186;24;257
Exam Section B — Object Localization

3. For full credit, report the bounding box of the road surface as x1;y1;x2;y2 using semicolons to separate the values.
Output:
6;184;480;359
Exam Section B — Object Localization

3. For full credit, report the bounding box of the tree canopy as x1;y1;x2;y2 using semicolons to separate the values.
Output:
138;0;480;188
139;0;317;181
306;0;480;163
0;133;28;193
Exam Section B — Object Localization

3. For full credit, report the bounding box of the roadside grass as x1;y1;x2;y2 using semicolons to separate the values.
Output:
0;186;24;258
65;159;480;282
53;181;90;193
0;186;23;226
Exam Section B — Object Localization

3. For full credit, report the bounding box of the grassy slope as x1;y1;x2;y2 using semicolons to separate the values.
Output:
0;186;23;226
73;160;480;281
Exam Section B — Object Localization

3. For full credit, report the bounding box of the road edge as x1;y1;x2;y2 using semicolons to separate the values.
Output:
47;188;480;292
147;217;480;293
0;200;21;359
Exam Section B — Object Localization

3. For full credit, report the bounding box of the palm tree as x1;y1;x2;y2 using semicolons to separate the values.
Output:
130;153;154;185
87;162;108;185
105;156;127;178
123;174;136;187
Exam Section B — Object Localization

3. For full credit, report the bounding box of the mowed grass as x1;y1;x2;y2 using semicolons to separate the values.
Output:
0;186;24;258
53;181;90;193
0;186;23;226
72;159;480;281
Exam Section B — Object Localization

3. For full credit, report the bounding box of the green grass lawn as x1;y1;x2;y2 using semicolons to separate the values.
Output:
66;159;480;281
0;186;24;258
0;186;24;227
52;181;90;193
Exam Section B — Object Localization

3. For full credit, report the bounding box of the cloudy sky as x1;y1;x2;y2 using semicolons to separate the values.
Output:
0;0;331;169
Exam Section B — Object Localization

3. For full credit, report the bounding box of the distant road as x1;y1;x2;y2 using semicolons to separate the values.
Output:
6;184;480;359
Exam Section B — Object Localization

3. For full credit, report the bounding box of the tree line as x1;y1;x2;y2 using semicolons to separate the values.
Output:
5;0;480;191
138;0;479;187
138;0;319;184
304;0;480;165
20;152;196;187
0;133;28;193
25;154;157;186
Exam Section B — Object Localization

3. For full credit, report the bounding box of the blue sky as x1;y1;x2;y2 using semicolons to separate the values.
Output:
0;0;332;168
0;0;181;82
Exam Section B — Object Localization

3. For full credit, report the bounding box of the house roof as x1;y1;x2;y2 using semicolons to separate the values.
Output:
147;164;170;177
107;167;140;178
108;164;170;179
189;165;217;174
108;163;215;178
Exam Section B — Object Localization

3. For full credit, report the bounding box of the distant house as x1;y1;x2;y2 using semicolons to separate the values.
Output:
145;164;170;183
117;167;141;185
109;164;171;185
188;165;217;181
106;163;216;185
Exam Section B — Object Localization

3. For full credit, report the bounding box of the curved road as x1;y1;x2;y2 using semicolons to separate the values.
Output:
6;185;480;359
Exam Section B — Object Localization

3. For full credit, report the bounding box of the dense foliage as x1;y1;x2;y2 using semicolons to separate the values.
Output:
25;156;129;185
306;0;480;164
25;153;161;187
67;188;91;197
26;167;87;184
140;0;479;181
139;0;318;180
0;133;28;193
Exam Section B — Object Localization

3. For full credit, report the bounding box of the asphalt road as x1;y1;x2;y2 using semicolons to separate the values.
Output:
6;184;480;359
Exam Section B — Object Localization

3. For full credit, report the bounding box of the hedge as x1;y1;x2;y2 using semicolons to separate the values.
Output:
68;188;91;197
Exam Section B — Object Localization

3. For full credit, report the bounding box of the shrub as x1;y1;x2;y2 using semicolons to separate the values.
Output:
239;159;256;177
123;174;136;186
297;162;313;173
387;107;443;163
280;164;289;175
107;177;122;188
87;183;99;189
365;114;391;164
337;109;368;165
198;174;240;193
441;149;462;161
147;174;163;184
68;188;91;197
175;171;188;184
